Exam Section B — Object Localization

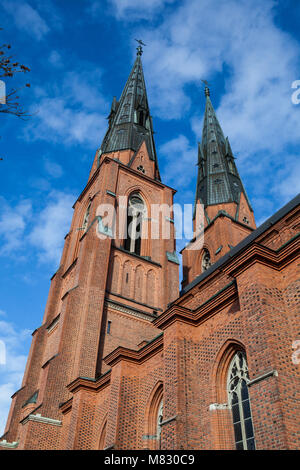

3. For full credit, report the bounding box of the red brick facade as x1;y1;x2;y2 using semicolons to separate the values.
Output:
1;59;299;451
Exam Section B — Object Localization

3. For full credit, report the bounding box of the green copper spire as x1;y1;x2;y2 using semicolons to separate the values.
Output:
99;47;160;179
194;88;252;211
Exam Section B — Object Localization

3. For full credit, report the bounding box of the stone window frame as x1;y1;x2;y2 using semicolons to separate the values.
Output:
124;193;147;256
201;248;212;272
227;351;256;450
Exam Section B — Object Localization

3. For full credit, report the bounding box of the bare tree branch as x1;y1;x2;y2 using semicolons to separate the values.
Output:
0;29;31;119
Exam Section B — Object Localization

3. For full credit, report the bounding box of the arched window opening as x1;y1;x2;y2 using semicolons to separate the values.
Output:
227;351;256;450
73;201;92;261
82;201;91;232
145;382;163;450
157;399;163;450
124;194;146;256
138;110;144;126
98;421;107;450
202;248;211;272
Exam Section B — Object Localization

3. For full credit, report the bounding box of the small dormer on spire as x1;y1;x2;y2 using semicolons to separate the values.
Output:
107;96;118;128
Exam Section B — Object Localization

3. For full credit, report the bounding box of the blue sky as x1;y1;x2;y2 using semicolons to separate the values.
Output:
0;0;300;435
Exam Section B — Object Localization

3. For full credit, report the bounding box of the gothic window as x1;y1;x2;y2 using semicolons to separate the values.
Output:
146;383;163;450
99;421;107;450
124;193;146;256
157;399;163;450
227;351;256;450
201;249;211;272
82;201;91;232
243;216;249;225
73;201;91;261
138;111;144;126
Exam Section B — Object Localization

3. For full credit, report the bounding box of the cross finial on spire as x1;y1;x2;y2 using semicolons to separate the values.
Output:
201;79;211;97
135;39;146;56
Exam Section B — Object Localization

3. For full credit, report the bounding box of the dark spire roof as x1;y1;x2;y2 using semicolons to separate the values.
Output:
99;48;160;179
194;88;252;211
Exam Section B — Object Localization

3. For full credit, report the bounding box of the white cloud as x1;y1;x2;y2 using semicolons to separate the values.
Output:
0;316;31;436
24;68;109;148
0;192;75;266
34;0;63;31
275;156;300;202
48;50;63;68
28;191;75;265
117;0;300;155
26;98;107;148
92;0;175;20
44;159;63;179
0;198;32;255
2;0;50;40
117;0;300;219
160;134;196;189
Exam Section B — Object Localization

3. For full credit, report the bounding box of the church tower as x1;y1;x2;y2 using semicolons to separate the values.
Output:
1;46;179;449
181;87;256;287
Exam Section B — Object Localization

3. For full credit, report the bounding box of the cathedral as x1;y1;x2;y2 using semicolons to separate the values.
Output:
1;46;299;451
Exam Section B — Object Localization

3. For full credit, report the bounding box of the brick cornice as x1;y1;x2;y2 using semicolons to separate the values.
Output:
154;281;237;329
66;370;111;396
157;234;299;330
59;398;73;414
180;233;299;302
61;258;77;278
104;333;163;367
222;234;300;277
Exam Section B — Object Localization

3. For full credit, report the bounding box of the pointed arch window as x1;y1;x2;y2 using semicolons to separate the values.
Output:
134;108;146;127
145;383;163;450
82;201;91;232
99;420;107;450
227;351;256;450
73;201;91;261
138;110;144;126
157;399;163;450
201;248;211;272
124;194;145;256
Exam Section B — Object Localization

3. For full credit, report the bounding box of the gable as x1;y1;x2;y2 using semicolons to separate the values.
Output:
128;140;155;179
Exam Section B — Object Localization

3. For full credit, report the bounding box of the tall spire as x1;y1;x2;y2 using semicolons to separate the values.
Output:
194;88;252;212
99;47;160;178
